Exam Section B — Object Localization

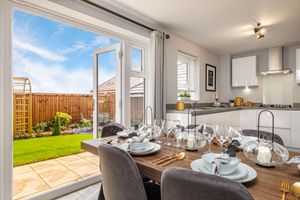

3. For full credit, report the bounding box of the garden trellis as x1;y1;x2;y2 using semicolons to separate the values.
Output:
13;77;33;135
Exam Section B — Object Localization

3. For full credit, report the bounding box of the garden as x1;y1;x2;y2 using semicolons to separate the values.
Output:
13;111;95;166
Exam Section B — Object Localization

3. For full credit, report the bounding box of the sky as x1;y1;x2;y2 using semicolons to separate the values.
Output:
12;9;128;94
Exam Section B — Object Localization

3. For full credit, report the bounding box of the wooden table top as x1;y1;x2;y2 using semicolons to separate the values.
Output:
81;137;300;200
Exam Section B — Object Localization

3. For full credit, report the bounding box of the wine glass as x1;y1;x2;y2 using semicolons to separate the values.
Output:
153;118;163;144
163;119;173;146
228;125;242;144
172;120;182;148
202;123;215;153
215;124;228;153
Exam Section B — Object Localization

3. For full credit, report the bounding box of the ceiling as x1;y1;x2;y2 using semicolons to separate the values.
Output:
111;0;300;55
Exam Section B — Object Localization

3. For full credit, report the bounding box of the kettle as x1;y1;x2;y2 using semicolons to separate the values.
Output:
235;96;244;107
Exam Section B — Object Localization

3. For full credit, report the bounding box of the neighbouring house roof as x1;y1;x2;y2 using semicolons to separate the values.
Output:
97;76;144;96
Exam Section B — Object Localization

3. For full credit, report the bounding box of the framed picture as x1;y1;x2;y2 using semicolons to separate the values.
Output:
205;64;216;91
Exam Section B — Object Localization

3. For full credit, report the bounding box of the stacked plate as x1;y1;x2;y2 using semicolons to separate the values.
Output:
191;158;257;183
119;142;161;156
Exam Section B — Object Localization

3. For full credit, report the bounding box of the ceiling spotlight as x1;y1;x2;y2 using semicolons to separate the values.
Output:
254;22;265;39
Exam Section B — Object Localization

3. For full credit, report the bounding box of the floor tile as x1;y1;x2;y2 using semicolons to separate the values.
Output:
42;171;80;188
76;152;95;158
14;171;40;182
56;155;80;164
13;177;49;199
62;159;92;170
30;159;60;169
13;165;33;176
34;164;69;178
84;157;100;165
71;164;100;177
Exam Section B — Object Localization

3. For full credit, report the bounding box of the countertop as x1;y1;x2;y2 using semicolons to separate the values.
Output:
166;106;300;116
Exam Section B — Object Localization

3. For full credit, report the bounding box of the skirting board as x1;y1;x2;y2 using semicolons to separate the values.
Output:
24;173;101;200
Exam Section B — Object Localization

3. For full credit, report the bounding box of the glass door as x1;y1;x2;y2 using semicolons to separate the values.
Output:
93;44;122;139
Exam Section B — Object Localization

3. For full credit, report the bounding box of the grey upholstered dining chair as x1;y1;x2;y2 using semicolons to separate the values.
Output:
98;143;161;200
161;168;254;200
242;129;284;146
101;122;125;138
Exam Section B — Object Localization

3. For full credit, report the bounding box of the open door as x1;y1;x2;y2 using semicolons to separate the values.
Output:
93;44;122;139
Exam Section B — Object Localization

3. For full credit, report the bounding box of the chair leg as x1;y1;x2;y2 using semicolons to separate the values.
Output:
98;184;105;200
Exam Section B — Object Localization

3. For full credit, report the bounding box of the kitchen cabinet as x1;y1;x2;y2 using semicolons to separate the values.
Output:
291;112;300;148
297;49;300;83
232;56;257;87
240;110;257;130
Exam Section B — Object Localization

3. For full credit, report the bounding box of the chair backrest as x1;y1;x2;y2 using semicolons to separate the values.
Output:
161;168;254;200
242;129;284;146
101;122;125;138
98;144;147;200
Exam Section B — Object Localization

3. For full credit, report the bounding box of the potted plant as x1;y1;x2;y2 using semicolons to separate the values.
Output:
179;92;191;101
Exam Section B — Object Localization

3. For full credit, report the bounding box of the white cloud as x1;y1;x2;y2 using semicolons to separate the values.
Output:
14;39;66;62
13;52;92;94
52;25;65;38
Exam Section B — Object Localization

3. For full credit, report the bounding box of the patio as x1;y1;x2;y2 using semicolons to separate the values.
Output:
13;152;100;200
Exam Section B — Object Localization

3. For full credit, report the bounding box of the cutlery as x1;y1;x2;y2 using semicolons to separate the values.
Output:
291;182;300;200
155;153;180;165
280;181;290;200
152;154;175;164
161;152;185;167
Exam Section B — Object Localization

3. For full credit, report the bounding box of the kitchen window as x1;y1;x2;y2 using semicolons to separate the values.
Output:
177;51;199;99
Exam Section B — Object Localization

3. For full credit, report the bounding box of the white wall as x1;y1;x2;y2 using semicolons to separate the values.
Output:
165;34;220;103
219;44;300;104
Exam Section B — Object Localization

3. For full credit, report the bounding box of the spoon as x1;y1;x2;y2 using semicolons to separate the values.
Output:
291;182;300;199
161;152;186;167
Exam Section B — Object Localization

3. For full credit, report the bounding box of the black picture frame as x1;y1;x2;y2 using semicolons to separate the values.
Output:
205;64;216;92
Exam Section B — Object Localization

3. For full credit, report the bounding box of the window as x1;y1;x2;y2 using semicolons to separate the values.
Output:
130;46;146;127
177;52;198;99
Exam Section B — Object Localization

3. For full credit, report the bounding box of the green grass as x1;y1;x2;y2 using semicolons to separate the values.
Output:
13;134;93;167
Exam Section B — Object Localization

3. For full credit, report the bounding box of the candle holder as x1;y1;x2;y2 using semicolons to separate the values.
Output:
243;110;289;168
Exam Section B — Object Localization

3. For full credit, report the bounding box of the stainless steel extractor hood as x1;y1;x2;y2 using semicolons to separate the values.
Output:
261;47;292;75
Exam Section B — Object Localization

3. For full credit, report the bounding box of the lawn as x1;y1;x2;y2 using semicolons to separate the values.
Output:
13;134;93;167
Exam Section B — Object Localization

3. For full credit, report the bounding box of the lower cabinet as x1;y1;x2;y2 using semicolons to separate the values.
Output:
291;112;300;148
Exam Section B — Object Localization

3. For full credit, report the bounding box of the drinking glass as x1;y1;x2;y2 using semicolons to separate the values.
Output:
228;125;242;143
202;123;215;153
215;124;228;153
163;119;173;146
153;118;163;144
172;120;182;148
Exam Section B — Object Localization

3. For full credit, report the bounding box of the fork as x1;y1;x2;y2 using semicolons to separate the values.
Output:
280;181;290;200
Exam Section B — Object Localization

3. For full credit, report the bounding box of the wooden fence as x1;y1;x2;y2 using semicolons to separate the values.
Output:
14;92;144;128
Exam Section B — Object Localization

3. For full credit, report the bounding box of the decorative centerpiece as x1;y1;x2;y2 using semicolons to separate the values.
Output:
243;110;289;167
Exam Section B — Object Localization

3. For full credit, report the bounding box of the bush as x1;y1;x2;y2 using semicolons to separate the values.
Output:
33;120;53;133
55;112;72;127
80;120;92;127
52;116;61;135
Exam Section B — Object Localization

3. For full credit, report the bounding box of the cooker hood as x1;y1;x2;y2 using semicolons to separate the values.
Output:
261;47;292;75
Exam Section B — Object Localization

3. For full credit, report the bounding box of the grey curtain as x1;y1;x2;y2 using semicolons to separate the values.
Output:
150;31;165;119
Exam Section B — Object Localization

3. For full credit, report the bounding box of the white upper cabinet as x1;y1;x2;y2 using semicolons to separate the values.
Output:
232;56;257;87
296;49;300;83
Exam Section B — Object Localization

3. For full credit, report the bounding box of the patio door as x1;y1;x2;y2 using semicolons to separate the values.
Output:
93;44;122;139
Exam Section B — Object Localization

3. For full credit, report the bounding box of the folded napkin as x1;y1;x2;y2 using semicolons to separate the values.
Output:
287;156;300;164
211;155;230;175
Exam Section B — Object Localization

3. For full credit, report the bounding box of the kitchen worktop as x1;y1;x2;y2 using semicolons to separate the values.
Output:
166;106;300;116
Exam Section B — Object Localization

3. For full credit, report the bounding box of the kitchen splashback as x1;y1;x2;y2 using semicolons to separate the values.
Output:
262;74;293;105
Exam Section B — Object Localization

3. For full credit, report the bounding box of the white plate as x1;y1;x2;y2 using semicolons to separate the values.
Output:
119;142;161;156
238;136;257;150
191;159;257;183
130;145;155;153
117;131;131;138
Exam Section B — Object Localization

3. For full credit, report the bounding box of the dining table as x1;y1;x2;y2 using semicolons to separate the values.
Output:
81;136;300;200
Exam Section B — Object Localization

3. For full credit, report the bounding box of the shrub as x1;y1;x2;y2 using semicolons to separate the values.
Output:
33;120;53;133
80;120;92;127
55;112;72;127
52;116;61;135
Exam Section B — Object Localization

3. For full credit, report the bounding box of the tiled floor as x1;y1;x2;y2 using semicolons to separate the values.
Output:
13;152;100;200
55;183;101;200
